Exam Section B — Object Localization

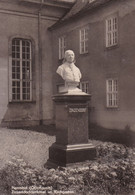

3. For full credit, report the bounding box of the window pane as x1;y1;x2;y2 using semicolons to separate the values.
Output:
16;46;20;52
22;41;25;46
16;40;20;45
17;53;20;59
12;81;20;100
12;53;15;58
27;54;30;59
27;47;30;53
22;53;25;59
26;41;30;47
22;47;25;52
22;81;31;100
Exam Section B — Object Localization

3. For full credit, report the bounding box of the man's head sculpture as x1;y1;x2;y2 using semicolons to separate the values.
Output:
63;50;76;63
56;50;83;94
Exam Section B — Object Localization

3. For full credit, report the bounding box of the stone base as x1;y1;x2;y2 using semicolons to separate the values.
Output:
46;143;96;168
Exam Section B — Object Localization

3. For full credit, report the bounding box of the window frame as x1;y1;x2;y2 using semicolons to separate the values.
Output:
79;26;89;54
10;38;32;102
106;78;118;108
105;14;118;48
58;35;66;60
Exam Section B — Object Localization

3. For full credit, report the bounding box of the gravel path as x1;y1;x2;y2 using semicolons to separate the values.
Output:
0;127;55;169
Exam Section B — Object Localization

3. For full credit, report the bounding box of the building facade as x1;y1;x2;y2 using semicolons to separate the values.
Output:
1;0;135;132
0;0;74;127
50;0;135;131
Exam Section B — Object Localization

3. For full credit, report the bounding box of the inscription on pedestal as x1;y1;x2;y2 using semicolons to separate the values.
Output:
69;108;86;113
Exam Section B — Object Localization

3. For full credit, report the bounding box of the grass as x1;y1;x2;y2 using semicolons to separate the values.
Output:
0;126;55;169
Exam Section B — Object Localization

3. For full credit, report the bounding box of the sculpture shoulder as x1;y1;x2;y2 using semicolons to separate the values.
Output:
56;64;66;77
57;64;66;71
59;63;67;69
75;66;80;71
73;65;81;74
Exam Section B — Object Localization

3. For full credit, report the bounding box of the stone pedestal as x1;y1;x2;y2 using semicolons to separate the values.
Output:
46;94;96;167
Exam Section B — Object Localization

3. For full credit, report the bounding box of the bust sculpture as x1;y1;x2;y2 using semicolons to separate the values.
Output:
56;50;83;94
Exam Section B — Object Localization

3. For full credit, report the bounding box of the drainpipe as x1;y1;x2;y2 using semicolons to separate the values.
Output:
38;1;43;125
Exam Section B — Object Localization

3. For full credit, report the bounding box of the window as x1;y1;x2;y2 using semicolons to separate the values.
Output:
106;79;118;108
59;36;66;60
80;81;89;93
106;15;118;47
56;83;65;93
11;38;32;101
79;27;89;54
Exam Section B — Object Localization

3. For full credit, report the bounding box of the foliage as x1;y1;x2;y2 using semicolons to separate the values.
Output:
0;142;135;195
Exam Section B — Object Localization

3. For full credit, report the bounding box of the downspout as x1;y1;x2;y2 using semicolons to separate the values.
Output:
38;1;43;125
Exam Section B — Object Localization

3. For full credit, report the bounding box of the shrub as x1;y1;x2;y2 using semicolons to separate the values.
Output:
0;142;134;195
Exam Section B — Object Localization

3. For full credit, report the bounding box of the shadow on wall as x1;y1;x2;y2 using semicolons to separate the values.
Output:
89;123;135;147
1;103;39;128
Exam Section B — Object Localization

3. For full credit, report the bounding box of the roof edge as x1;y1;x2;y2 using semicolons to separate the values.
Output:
48;0;114;31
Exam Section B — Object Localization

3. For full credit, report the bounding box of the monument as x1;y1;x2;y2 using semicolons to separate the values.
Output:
46;50;96;167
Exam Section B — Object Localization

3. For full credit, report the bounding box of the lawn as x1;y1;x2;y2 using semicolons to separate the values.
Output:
0;126;134;195
0;126;55;169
